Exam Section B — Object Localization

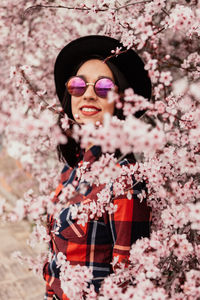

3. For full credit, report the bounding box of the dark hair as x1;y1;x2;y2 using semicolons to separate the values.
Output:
57;57;136;167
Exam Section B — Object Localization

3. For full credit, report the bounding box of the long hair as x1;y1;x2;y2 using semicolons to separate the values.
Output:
57;57;137;167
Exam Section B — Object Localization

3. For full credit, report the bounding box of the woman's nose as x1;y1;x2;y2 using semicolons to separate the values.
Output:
83;84;97;100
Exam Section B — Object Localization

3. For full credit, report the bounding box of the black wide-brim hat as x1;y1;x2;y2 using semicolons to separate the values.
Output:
54;35;151;107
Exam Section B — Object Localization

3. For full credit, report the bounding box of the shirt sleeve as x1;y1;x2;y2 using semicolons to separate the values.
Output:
109;190;150;266
44;282;54;300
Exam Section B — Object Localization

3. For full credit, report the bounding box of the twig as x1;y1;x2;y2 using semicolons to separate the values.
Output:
20;69;59;114
23;1;152;18
103;49;129;63
153;26;166;35
161;8;170;16
23;4;106;17
164;111;193;123
115;0;151;10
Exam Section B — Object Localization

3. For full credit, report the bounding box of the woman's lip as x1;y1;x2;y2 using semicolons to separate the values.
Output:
80;105;101;110
79;105;101;116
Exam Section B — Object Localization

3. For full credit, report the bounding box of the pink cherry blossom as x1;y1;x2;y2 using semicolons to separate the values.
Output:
1;1;199;299
159;71;173;86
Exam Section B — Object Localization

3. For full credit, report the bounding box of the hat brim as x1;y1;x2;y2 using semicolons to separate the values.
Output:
54;35;151;106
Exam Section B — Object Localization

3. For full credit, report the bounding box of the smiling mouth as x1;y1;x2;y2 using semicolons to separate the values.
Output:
80;106;101;116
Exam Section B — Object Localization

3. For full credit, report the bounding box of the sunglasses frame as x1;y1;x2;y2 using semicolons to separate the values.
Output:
65;75;116;99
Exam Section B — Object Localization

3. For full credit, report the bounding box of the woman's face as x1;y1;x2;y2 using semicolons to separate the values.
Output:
71;59;115;125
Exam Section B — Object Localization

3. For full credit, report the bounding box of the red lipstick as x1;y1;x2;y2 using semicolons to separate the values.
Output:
80;105;101;116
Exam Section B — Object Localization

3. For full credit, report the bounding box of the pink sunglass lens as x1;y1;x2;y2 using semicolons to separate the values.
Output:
67;77;86;96
95;78;115;98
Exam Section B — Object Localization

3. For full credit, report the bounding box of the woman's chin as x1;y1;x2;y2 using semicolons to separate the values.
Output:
76;117;101;126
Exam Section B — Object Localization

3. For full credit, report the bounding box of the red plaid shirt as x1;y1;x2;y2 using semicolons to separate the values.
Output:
43;146;150;300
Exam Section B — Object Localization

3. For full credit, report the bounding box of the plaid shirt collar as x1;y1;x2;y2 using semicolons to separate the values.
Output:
60;145;101;185
82;145;102;166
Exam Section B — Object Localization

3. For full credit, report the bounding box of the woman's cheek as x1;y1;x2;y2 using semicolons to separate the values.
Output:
105;101;115;116
71;97;80;121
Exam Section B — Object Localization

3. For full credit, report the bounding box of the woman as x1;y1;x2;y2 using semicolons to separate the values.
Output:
43;35;151;300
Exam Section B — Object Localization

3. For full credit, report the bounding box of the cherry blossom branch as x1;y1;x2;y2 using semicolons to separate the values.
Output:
23;5;104;17
164;260;187;292
23;1;152;18
103;49;129;63
162;111;193;123
20;70;80;125
161;8;170;16
20;69;59;114
115;0;151;10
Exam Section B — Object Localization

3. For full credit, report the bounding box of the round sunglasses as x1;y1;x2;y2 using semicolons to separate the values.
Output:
65;76;115;99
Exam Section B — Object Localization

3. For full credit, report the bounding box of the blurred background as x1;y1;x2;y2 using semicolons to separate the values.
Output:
0;148;45;300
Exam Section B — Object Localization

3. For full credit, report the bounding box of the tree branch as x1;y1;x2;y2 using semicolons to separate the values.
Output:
115;0;151;10
20;69;59;114
23;1;152;18
23;4;105;17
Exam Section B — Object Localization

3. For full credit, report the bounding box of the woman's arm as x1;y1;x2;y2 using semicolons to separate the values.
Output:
44;282;55;300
